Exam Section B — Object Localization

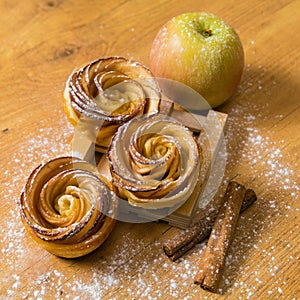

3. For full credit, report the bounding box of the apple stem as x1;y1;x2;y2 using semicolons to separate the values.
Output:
203;29;212;37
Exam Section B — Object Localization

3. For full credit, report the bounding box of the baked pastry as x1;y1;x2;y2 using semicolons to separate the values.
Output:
19;157;117;258
107;114;201;210
64;56;161;152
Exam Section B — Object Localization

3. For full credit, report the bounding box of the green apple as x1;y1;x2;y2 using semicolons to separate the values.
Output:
149;12;244;108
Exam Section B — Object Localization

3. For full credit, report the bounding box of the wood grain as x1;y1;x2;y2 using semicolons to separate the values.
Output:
0;0;299;299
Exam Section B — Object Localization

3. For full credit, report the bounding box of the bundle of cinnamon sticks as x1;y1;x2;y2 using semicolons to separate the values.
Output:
163;181;257;293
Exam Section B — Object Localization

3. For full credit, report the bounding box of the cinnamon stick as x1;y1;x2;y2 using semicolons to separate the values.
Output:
193;181;246;292
163;185;257;261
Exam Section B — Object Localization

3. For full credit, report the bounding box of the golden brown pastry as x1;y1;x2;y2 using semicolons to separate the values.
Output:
19;157;117;258
107;114;201;210
63;56;161;152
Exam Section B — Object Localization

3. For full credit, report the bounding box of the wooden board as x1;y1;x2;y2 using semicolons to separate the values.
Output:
73;99;227;228
162;107;228;228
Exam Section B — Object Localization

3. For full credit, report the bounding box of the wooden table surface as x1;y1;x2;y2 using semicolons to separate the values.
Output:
1;0;299;299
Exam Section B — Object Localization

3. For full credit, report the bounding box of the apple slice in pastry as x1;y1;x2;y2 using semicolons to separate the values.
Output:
107;114;201;210
19;157;117;258
64;56;161;152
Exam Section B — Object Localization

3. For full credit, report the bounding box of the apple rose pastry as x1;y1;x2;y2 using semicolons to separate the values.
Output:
19;157;117;258
107;114;201;210
64;56;161;152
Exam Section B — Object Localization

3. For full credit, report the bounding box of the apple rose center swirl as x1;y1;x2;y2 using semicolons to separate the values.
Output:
107;115;201;210
19;157;117;258
64;56;161;151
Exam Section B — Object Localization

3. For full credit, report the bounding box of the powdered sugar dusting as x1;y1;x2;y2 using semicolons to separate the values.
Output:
1;57;299;299
0;109;73;295
1;106;208;298
213;63;300;296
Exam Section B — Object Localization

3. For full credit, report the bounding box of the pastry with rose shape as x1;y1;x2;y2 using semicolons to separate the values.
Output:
107;114;202;210
64;56;161;152
19;157;117;258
